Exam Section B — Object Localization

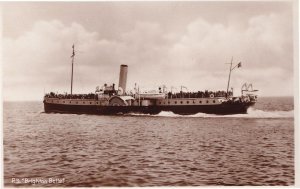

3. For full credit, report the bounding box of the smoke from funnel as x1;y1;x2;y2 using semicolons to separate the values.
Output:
118;65;128;95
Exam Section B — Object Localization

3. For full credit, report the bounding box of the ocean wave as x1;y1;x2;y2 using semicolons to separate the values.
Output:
127;108;294;118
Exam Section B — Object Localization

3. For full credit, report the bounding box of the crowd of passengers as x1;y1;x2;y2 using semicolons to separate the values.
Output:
44;92;97;99
45;90;233;100
167;90;233;98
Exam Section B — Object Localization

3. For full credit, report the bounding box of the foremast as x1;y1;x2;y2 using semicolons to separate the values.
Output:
70;44;75;95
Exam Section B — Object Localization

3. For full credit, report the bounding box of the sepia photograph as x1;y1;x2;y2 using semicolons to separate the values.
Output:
1;0;298;187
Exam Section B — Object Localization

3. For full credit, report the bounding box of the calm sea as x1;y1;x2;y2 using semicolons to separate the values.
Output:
3;97;294;186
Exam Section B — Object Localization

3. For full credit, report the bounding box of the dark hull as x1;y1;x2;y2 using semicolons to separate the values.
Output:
44;102;255;115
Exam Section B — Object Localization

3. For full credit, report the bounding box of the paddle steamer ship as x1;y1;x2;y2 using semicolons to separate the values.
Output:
43;46;258;115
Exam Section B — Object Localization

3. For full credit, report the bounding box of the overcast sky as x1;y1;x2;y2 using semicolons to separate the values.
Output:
1;1;295;101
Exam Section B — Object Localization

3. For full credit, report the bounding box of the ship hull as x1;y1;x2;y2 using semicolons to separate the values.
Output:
44;101;254;115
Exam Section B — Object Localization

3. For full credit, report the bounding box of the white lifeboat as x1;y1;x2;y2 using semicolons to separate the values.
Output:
138;92;166;99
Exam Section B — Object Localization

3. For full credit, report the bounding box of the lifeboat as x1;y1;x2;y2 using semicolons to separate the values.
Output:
138;92;166;99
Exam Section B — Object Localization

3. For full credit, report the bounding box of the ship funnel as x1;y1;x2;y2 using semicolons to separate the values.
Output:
118;64;128;95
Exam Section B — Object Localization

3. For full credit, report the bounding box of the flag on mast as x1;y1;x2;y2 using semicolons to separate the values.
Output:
71;44;75;58
237;62;242;68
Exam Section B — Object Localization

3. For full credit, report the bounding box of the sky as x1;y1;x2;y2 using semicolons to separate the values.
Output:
1;1;296;101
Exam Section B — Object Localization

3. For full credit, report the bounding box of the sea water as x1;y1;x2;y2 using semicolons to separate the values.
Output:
3;97;294;186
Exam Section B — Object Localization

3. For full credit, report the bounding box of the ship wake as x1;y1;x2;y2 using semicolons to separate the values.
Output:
127;108;294;118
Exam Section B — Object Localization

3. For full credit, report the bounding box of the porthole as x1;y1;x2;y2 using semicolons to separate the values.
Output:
96;102;99;104
193;101;195;104
199;101;202;103
187;101;189;104
206;100;209;103
180;101;183;104
168;101;170;104
76;102;78;104
175;101;177;104
69;101;71;104
90;102;92;104
213;100;216;103
63;101;65;103
159;102;161;104
83;102;85;104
